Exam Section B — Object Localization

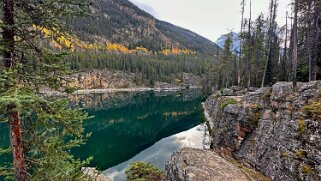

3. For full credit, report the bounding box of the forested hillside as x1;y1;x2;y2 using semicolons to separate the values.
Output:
65;0;220;55
56;0;222;87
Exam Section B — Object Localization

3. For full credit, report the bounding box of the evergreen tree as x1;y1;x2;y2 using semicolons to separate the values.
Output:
0;0;92;180
252;14;267;87
262;0;279;87
293;0;299;90
219;32;234;88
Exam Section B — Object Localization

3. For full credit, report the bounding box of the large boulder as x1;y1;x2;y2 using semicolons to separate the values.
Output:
165;148;255;181
82;167;112;181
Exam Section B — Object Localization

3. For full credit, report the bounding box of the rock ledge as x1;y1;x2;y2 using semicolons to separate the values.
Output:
165;148;267;181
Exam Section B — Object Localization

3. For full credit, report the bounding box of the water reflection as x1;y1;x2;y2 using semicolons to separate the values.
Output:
0;90;206;181
104;124;210;181
73;90;205;170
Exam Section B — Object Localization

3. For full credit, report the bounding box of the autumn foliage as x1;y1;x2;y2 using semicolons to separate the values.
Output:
35;25;194;56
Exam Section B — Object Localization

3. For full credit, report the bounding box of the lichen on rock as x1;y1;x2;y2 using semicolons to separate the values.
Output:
202;81;321;181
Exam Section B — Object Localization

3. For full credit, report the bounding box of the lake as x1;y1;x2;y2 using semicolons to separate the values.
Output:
0;90;208;181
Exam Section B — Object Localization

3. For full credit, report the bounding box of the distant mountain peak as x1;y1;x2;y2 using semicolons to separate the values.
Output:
215;32;240;54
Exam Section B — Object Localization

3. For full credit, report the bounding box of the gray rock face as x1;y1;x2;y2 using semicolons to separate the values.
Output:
222;87;248;96
204;81;321;181
165;148;252;181
66;70;206;90
67;69;138;89
182;73;207;88
222;88;234;96
82;167;112;181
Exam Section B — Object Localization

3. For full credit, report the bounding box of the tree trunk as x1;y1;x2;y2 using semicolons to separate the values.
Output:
312;3;321;81
282;12;288;81
3;0;28;180
307;2;313;82
233;56;238;86
247;0;252;88
7;105;27;181
292;0;298;90
238;0;246;86
262;0;274;87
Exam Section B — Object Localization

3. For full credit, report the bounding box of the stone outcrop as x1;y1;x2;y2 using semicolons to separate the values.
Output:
82;167;112;181
182;73;204;89
65;70;205;90
165;148;268;181
203;81;321;181
221;86;256;96
67;69;138;89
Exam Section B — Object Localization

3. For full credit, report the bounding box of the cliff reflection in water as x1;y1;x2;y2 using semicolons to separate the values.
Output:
72;90;205;170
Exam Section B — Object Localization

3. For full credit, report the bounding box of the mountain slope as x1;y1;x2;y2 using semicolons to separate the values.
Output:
66;0;220;55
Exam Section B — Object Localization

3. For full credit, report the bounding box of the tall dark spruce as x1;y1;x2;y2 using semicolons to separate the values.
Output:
1;0;92;180
2;0;27;180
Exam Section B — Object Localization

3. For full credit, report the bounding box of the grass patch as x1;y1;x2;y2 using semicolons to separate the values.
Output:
280;152;289;158
298;120;306;135
295;150;307;159
302;102;321;121
301;164;313;174
221;98;237;110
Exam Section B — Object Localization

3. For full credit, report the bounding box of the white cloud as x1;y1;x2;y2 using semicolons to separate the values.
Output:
129;0;291;42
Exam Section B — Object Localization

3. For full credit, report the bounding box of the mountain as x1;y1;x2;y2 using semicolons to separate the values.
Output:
215;32;240;54
66;0;220;55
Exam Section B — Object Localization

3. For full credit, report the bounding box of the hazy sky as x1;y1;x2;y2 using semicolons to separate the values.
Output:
129;0;292;42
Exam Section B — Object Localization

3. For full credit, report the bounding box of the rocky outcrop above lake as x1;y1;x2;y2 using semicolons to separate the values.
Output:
166;148;269;181
203;81;321;181
82;167;111;181
66;70;205;90
67;69;138;89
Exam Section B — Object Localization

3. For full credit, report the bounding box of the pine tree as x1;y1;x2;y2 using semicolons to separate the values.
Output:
219;32;234;88
293;0;299;90
0;0;92;180
247;0;253;88
262;0;279;87
280;12;289;81
252;14;267;87
238;0;246;86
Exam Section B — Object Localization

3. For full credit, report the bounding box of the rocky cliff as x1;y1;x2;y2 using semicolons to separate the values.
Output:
202;82;321;181
67;69;138;89
66;69;205;90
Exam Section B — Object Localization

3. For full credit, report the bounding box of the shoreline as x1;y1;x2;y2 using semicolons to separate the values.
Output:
73;87;185;94
41;86;203;96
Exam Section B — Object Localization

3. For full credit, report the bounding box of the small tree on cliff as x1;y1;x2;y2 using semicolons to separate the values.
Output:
0;0;92;180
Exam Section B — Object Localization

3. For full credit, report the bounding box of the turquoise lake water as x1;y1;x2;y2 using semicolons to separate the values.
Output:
0;90;206;180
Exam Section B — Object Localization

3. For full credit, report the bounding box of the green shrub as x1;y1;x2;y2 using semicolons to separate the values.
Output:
221;98;237;110
125;162;165;181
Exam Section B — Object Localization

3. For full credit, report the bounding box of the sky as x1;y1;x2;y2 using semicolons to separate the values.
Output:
129;0;292;42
